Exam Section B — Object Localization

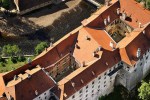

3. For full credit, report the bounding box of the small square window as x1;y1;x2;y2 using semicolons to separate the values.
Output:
86;94;88;97
86;86;88;89
72;95;75;99
79;90;82;93
98;76;101;80
92;81;94;84
92;85;94;88
86;90;88;93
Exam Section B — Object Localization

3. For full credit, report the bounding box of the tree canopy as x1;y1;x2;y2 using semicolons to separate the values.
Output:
138;81;150;100
35;42;48;54
2;44;21;57
0;0;10;9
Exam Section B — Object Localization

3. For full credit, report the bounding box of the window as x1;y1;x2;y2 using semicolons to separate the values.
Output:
86;94;88;97
86;90;88;93
92;90;94;93
86;85;88;89
98;85;100;88
110;76;112;79
92;94;94;97
146;56;149;60
92;85;94;88
45;96;47;99
72;95;75;99
140;63;142;66
98;76;101;80
98;81;101;84
79;90;82;93
44;93;46;95
109;69;111;72
104;76;106;79
134;69;136;72
104;72;106;75
80;94;82;97
104;81;106;84
92;81;94;84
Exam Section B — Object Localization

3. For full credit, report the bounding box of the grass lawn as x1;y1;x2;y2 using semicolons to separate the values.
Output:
0;56;35;73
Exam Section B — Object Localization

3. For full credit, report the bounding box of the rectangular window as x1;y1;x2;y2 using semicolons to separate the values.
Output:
86;85;88;89
140;63;142;66
98;76;101;80
92;81;94;84
72;95;75;99
79;90;82;93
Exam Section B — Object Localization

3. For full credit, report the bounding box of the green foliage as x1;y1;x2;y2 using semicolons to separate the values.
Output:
138;81;150;100
135;0;150;9
18;56;26;62
145;0;150;9
0;0;10;9
35;42;48;54
0;56;6;63
2;44;21;57
136;0;143;3
10;57;17;64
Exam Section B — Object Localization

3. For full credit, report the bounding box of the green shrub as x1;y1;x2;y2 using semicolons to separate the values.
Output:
18;56;26;62
11;57;17;64
35;42;48;54
0;57;6;63
0;62;5;67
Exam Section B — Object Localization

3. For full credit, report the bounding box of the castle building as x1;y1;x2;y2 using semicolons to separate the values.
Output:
1;0;150;100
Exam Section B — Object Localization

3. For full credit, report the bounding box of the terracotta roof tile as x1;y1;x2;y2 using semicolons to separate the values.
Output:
5;68;55;100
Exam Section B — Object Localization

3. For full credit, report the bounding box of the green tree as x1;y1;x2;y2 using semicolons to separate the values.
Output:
138;81;150;100
35;42;48;54
1;0;10;9
2;44;21;57
145;0;150;9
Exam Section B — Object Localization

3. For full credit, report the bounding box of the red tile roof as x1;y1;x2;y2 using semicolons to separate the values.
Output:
120;0;150;28
1;0;150;100
5;68;55;100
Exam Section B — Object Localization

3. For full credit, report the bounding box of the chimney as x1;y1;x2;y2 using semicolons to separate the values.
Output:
116;8;120;15
98;46;102;51
45;48;47;52
107;16;110;23
110;41;114;49
75;44;79;49
50;42;53;47
136;48;141;58
27;57;31;63
105;0;110;6
143;30;145;34
35;90;38;96
82;61;85;67
13;75;18;80
92;71;95;76
81;79;84;84
122;13;127;20
139;22;142;28
93;52;96;57
71;82;75;87
27;74;31;79
106;62;109;66
104;19;107;25
85;36;89;40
